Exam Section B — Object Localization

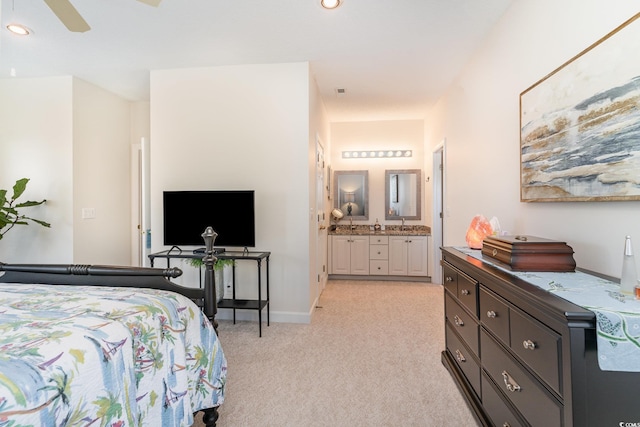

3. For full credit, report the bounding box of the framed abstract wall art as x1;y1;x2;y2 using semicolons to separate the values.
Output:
520;12;640;202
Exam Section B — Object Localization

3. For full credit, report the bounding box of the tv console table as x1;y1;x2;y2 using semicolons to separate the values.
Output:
149;249;271;337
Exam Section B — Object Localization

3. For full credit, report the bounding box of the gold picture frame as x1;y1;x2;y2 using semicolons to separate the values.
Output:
520;12;640;202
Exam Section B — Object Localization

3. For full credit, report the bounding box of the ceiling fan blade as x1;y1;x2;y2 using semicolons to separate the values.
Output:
136;0;162;6
44;0;90;32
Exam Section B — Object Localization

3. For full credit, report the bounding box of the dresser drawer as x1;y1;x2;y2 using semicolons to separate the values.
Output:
481;329;562;427
479;287;510;345
481;372;526;427
457;272;478;317
445;293;479;356
369;260;388;275
446;322;481;398
443;263;458;295
370;235;388;245
369;244;389;260
510;308;561;395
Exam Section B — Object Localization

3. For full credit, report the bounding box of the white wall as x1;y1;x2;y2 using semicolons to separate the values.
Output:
0;76;133;264
329;120;426;226
150;62;315;323
426;0;640;278
72;78;132;265
0;77;74;262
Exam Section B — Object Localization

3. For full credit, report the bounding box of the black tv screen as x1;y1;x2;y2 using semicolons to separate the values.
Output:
163;190;255;248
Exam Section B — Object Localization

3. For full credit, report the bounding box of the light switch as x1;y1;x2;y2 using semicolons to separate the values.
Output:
82;208;96;219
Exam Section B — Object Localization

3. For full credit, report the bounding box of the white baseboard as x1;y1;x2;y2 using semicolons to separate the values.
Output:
216;308;311;324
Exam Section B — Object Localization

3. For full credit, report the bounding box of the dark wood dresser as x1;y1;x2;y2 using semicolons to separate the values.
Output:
441;247;640;426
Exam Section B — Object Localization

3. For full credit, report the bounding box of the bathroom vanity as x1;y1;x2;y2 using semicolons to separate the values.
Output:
329;167;428;280
328;225;430;280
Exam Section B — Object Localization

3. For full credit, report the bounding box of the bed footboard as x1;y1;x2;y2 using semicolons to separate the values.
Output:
0;227;223;426
201;407;220;427
0;226;220;325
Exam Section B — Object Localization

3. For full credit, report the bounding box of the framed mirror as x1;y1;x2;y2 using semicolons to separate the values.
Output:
385;169;421;220
334;170;369;220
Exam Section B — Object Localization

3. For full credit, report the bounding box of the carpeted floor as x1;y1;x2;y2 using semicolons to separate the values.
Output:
194;279;479;427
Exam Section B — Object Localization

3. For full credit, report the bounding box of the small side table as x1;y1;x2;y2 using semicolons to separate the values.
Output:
149;249;270;336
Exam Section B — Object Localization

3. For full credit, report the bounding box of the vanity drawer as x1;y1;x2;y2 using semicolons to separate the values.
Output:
479;287;510;345
370;236;388;245
445;292;479;356
369;244;389;260
446;322;481;398
510;308;561;395
369;260;388;275
457;272;478;317
481;372;526;427
481;329;562;427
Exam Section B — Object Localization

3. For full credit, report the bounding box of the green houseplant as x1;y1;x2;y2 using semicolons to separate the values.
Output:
186;257;235;271
186;257;235;303
0;178;50;240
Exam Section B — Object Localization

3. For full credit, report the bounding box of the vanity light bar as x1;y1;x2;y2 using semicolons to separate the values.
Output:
342;150;412;159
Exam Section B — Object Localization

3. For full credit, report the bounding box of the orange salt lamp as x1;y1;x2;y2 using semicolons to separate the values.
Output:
465;215;493;249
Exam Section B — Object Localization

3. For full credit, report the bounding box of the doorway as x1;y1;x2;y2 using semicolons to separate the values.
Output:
432;140;445;284
315;135;328;305
131;138;150;267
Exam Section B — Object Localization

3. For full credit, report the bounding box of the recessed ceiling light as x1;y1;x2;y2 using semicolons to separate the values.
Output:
6;23;31;36
321;0;341;9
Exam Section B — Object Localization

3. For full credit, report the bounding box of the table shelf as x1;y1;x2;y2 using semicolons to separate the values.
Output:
218;298;268;311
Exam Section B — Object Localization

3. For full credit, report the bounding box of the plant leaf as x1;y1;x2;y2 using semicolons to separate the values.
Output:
11;178;29;201
27;218;51;228
15;199;46;208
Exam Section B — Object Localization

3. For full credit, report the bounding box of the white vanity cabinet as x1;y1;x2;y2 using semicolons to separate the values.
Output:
330;235;370;275
389;235;429;276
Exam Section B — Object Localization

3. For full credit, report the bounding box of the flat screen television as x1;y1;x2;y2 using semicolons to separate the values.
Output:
163;190;255;248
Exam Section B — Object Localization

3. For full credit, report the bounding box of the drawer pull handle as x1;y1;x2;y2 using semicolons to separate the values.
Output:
377;251;381;255
454;315;464;327
445;276;454;282
460;289;470;295
455;349;466;363
523;340;536;350
492;248;498;257
486;310;497;318
501;371;521;393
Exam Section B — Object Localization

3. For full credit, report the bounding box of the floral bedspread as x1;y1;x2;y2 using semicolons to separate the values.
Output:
0;283;226;426
457;247;640;372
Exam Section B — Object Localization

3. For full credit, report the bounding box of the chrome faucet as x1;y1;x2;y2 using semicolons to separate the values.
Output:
401;217;405;231
350;217;354;230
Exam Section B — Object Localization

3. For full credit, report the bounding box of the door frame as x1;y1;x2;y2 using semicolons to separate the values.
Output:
431;139;446;285
315;134;328;305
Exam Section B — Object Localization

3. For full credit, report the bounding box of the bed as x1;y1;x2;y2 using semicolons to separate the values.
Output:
0;227;226;427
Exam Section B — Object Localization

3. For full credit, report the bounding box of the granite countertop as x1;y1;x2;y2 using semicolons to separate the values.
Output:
329;224;431;236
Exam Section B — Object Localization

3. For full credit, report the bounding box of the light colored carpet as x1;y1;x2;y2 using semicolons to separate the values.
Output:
195;279;479;427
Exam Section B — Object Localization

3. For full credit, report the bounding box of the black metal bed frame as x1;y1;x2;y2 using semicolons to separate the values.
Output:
0;227;221;427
